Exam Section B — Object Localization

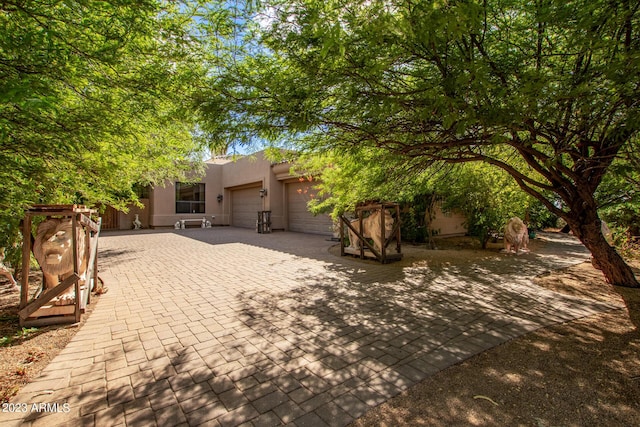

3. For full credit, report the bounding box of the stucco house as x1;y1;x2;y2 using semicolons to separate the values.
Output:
103;150;467;237
103;151;335;235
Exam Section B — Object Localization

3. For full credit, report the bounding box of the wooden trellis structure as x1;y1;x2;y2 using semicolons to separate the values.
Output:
19;205;102;327
340;202;402;264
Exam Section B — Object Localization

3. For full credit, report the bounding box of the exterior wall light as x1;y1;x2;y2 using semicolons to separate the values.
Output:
217;194;223;203
259;189;268;197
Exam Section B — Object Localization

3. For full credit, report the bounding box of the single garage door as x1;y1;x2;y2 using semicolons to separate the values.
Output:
287;182;333;235
232;186;262;229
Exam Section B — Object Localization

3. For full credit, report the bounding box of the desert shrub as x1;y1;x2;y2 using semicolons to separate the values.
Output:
611;227;640;261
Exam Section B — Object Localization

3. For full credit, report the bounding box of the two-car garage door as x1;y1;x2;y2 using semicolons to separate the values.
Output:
230;182;333;235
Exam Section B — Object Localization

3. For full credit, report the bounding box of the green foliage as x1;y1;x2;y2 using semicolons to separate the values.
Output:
292;148;432;218
610;228;640;261
597;157;640;234
527;199;560;230
204;0;639;219
0;1;230;262
400;196;436;245
599;159;640;259
0;327;38;348
437;163;530;248
294;150;533;248
400;206;425;244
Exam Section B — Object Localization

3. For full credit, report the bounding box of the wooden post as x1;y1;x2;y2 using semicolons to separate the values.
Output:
72;213;80;322
380;204;386;263
340;216;345;256
85;218;92;305
72;213;79;277
396;204;402;254
20;215;32;309
359;215;364;259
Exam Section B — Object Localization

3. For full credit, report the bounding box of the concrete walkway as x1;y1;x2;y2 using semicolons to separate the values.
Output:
1;229;621;426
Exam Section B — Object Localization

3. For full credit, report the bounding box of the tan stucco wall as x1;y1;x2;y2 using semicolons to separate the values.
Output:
142;151;468;235
221;152;287;230
117;199;150;230
147;153;289;229
430;205;467;237
266;165;285;230
148;164;225;228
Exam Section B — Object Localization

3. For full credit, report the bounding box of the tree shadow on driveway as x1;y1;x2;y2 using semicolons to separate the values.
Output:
9;229;625;427
231;235;621;424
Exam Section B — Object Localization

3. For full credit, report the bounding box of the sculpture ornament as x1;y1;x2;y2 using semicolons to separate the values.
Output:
502;217;530;254
32;218;86;305
348;209;395;252
133;214;142;229
0;247;19;292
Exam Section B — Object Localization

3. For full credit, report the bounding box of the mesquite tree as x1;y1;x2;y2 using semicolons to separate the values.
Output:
201;0;640;286
0;0;232;262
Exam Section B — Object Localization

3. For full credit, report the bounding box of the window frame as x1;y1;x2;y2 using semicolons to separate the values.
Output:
175;182;205;214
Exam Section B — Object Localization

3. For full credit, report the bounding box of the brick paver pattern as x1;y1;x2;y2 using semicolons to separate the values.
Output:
1;228;620;426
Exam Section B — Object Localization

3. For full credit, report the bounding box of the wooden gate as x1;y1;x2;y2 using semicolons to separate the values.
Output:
100;205;120;230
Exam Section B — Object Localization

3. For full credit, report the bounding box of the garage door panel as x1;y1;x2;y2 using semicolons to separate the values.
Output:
287;182;333;235
232;187;262;229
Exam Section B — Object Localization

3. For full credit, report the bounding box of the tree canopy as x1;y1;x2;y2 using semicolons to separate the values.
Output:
201;0;640;286
0;0;229;256
294;149;535;248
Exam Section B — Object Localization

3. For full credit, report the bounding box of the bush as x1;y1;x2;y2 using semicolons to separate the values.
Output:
611;227;640;261
527;199;559;230
401;208;426;243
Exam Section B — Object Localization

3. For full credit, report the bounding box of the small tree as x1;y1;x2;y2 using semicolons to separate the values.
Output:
400;193;439;248
0;0;234;266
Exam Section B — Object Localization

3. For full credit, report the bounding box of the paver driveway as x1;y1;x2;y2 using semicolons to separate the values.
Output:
1;228;619;426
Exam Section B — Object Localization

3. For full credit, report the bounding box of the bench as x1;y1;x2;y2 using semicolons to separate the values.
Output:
175;216;215;229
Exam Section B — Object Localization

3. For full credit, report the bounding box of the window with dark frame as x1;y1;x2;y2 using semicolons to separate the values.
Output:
175;182;205;214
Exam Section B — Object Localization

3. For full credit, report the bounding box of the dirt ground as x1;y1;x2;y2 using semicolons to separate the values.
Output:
1;236;639;427
0;272;100;403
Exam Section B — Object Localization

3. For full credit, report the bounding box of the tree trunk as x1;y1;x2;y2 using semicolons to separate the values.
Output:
424;195;438;250
480;228;490;250
566;214;639;288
